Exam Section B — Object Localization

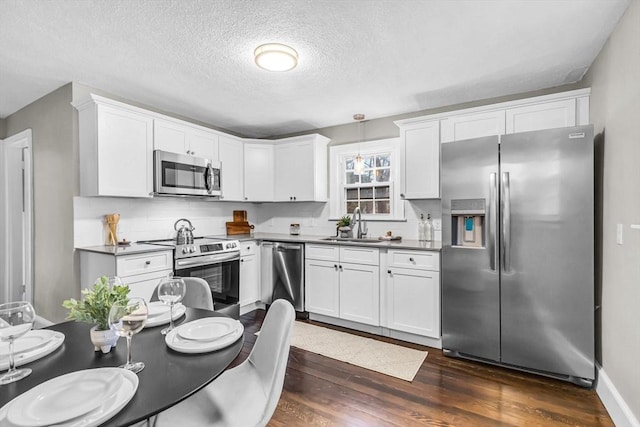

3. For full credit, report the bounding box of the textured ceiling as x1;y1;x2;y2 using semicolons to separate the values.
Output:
0;0;631;137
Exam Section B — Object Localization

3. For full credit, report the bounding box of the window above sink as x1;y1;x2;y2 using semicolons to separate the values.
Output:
329;137;404;221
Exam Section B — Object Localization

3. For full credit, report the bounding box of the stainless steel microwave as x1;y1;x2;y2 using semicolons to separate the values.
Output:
154;150;221;197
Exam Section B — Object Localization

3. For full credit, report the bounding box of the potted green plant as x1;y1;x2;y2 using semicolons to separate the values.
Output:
336;215;353;238
63;276;130;353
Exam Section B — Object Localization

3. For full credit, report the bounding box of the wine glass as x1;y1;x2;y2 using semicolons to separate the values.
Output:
102;275;124;287
0;301;36;384
157;277;186;335
109;298;148;373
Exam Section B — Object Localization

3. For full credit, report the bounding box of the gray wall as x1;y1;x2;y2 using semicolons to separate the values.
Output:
0;118;6;138
5;83;77;322
583;0;640;420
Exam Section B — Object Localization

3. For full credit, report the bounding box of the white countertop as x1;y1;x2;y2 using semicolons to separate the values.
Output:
225;232;442;251
76;242;174;256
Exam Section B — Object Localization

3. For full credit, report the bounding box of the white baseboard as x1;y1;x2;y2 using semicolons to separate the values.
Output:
596;364;640;427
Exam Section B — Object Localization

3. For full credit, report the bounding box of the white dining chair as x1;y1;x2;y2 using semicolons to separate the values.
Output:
34;315;54;329
152;298;295;427
150;277;214;311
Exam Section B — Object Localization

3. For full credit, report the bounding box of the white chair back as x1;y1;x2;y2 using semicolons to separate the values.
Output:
151;277;214;311
250;299;295;425
152;299;295;427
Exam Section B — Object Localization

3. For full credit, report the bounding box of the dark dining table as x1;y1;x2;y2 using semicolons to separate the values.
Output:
0;307;244;426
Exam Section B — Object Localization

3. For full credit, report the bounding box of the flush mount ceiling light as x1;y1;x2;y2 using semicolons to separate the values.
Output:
254;43;298;72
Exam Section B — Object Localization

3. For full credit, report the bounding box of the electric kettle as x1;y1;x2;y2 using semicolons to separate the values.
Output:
174;218;195;245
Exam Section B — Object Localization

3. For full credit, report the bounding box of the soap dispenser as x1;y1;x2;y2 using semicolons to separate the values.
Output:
425;213;434;241
418;214;426;241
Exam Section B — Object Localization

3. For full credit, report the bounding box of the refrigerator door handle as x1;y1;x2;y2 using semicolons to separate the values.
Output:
488;173;498;271
501;172;511;272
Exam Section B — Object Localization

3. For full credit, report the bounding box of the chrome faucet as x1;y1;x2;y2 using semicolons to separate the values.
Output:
352;207;368;239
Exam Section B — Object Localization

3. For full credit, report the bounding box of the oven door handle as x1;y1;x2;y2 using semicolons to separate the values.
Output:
175;252;240;269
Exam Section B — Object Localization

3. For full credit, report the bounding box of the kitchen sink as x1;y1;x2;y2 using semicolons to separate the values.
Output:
320;237;381;244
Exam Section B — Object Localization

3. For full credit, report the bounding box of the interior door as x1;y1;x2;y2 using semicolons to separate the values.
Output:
0;130;33;305
500;126;594;380
441;136;500;361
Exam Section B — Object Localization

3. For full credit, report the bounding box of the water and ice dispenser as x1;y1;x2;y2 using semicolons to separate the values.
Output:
451;199;485;248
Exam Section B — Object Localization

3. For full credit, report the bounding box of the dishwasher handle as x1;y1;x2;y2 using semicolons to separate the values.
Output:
276;244;302;251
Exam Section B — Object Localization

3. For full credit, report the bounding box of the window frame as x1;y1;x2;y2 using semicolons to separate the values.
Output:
329;137;404;221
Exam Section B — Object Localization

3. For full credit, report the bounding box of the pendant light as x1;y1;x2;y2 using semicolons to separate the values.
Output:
353;114;365;175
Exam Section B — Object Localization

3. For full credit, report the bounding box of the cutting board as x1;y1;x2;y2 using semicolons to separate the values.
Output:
226;221;254;235
233;210;247;222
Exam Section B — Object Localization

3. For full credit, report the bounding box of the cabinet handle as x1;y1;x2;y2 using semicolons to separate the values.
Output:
191;151;195;155
400;193;405;199
293;196;297;201
289;196;293;201
240;259;244;263
409;257;415;262
145;260;151;265
334;264;338;270
387;269;392;274
244;197;248;200
339;265;343;271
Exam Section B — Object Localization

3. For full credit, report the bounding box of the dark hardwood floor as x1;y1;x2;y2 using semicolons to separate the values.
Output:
237;309;612;427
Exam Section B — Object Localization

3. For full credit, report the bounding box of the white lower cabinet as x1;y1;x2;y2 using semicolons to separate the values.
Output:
384;250;440;339
339;263;379;326
79;249;173;301
239;241;260;310
305;245;380;326
304;259;340;317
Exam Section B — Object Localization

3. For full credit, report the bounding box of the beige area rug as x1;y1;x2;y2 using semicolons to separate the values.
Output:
289;321;427;382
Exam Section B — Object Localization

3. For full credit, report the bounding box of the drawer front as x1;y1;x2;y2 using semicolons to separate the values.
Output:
116;251;173;276
241;241;257;256
125;269;172;301
339;247;379;265
305;244;340;262
388;250;440;271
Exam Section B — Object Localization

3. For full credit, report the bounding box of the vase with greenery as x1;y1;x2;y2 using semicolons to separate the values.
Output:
63;276;130;353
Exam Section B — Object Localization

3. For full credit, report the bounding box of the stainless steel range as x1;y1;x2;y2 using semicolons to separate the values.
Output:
143;236;241;318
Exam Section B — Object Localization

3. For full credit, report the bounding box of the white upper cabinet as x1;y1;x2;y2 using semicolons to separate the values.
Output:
505;98;577;134
244;142;274;202
399;120;440;199
153;118;219;162
273;134;329;202
440;110;506;143
75;97;154;198
218;135;245;201
395;88;590;200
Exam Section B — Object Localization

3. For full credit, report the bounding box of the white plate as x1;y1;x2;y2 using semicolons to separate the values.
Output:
0;368;138;427
144;303;186;328
147;302;171;318
166;318;243;354
0;331;64;371
0;331;52;357
177;317;238;341
6;369;122;426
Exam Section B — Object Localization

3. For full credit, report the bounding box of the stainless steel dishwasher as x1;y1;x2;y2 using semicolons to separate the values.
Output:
261;242;304;312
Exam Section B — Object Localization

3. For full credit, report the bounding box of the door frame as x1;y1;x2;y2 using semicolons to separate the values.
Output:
0;129;34;304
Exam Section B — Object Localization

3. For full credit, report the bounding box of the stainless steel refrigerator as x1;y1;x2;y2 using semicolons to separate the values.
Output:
441;125;595;387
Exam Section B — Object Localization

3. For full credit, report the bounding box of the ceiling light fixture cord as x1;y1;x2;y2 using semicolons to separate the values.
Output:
353;114;365;175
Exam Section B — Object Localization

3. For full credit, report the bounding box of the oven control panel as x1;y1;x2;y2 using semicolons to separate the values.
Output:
173;238;240;259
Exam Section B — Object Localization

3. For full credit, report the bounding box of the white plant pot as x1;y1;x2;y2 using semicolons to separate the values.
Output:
90;325;119;353
338;226;353;238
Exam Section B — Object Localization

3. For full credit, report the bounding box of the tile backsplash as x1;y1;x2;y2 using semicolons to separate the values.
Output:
73;197;442;247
